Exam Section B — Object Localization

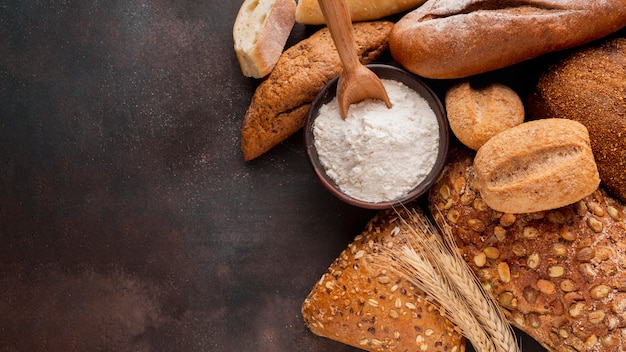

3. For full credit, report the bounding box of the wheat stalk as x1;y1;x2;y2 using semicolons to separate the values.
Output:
380;207;519;352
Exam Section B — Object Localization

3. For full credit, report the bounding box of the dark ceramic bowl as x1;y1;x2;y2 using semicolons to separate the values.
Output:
304;64;449;210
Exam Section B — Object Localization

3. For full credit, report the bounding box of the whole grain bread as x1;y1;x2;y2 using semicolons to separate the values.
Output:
473;119;600;214
389;0;626;79
429;147;626;352
528;37;626;203
301;207;465;352
241;21;393;161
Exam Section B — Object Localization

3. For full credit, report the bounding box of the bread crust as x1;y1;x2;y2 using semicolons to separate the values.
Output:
528;37;626;203
241;21;393;161
389;0;626;79
301;207;465;351
429;148;626;352
295;0;426;25
473;118;600;214
233;0;296;78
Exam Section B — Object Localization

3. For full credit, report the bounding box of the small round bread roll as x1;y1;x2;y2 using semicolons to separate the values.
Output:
445;81;524;150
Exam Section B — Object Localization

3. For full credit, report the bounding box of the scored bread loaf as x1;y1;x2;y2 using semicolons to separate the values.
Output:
302;207;465;352
241;21;393;161
474;119;600;214
295;0;425;25
389;0;626;78
429;147;626;352
528;37;626;203
233;0;296;78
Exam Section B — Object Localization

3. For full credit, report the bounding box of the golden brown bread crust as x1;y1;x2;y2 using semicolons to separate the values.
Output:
241;21;393;161
301;207;465;351
528;37;626;204
389;0;626;79
429;147;626;352
473;119;600;214
295;0;425;25
445;81;524;151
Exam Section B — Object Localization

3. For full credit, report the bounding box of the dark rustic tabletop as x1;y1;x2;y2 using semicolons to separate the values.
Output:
3;0;603;351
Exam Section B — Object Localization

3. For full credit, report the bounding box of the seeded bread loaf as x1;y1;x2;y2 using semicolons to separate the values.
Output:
389;0;626;78
429;148;626;352
295;0;425;25
301;207;465;352
241;21;393;161
528;37;626;203
233;0;296;78
474;119;600;214
445;81;524;151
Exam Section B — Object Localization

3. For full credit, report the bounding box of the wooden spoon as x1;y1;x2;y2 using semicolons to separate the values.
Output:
318;0;392;119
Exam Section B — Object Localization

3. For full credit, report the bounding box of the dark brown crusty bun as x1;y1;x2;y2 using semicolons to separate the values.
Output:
528;37;626;203
429;147;626;352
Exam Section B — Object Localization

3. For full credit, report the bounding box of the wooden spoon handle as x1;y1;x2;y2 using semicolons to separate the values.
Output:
317;0;360;71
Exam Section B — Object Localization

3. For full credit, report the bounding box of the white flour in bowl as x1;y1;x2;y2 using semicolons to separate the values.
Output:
313;79;440;203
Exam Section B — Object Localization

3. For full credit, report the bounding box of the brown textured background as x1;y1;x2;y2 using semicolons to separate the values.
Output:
3;0;612;351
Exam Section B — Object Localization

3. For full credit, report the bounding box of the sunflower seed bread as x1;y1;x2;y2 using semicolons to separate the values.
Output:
429;148;626;352
241;21;393;161
301;207;465;352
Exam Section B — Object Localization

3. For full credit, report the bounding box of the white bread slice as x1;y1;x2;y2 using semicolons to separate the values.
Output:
233;0;296;78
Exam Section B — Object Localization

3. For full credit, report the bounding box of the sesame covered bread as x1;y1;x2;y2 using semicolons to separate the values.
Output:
241;21;393;161
301;207;465;351
429;147;626;352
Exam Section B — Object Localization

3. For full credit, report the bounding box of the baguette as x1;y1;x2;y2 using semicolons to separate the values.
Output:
295;0;425;25
389;0;626;79
241;21;393;161
528;37;626;203
233;0;296;78
301;207;465;351
474;119;600;214
429;147;626;352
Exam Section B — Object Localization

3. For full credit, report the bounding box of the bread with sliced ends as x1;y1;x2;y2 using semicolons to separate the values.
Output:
233;0;296;78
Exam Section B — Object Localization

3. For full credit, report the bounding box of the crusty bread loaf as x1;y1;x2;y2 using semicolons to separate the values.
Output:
474;119;600;214
445;81;524;151
295;0;425;25
233;0;296;78
528;37;626;204
429;147;626;352
302;207;465;352
389;0;626;79
241;21;393;161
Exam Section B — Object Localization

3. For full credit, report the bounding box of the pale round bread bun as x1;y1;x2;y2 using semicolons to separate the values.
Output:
445;81;524;151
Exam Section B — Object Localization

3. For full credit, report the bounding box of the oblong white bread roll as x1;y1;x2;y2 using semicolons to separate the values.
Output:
295;0;425;25
233;0;296;78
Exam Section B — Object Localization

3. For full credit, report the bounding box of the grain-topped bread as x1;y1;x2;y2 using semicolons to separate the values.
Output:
473;118;600;214
389;0;626;78
528;37;626;203
429;147;626;352
295;0;425;25
302;207;465;351
241;21;393;161
233;0;296;78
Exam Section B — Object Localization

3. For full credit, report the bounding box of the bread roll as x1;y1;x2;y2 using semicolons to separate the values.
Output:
233;0;296;78
445;81;524;151
295;0;425;25
429;147;626;352
241;21;393;161
474;119;600;214
389;0;626;79
528;37;626;203
302;207;465;352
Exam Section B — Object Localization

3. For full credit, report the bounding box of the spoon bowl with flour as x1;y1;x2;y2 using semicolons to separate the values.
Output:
305;64;449;210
